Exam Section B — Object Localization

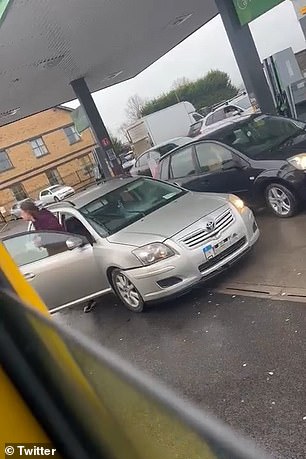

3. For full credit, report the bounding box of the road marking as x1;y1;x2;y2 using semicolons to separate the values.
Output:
0;222;8;233
213;281;306;304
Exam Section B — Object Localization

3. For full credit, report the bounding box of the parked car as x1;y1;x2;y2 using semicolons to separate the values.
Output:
157;114;306;218
3;177;259;313
130;137;191;177
10;199;30;219
39;185;75;204
189;94;255;138
119;151;135;171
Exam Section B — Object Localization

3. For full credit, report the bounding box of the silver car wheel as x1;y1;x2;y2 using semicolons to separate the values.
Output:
115;273;141;309
267;186;291;216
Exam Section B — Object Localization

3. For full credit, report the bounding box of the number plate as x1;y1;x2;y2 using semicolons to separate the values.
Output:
203;236;234;259
203;244;215;260
214;237;231;256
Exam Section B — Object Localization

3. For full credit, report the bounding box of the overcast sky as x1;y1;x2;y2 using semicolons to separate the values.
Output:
68;0;305;137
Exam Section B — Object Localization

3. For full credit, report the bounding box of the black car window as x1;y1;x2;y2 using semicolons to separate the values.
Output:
170;146;195;179
218;115;306;159
192;113;202;122
195;142;234;173
158;144;177;156
235;96;252;110
159;156;170;181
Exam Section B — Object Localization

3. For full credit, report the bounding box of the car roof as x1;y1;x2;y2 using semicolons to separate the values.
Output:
41;185;64;192
49;185;65;189
47;177;138;209
143;137;191;154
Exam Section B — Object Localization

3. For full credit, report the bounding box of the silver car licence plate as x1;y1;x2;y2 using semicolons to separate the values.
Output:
203;236;232;260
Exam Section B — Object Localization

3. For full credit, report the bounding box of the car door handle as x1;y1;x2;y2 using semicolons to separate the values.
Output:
24;272;36;281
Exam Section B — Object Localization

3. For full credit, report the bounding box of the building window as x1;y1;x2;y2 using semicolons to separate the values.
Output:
0;150;12;172
46;168;62;186
64;125;81;145
11;183;27;201
30;137;48;158
79;155;93;176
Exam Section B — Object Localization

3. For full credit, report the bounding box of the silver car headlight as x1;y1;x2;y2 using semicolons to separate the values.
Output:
229;194;245;213
133;243;174;266
288;153;306;170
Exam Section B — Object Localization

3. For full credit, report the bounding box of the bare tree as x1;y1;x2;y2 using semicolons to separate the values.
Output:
119;122;131;143
125;94;144;122
172;77;190;90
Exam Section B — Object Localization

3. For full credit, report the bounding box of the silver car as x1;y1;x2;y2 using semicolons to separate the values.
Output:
3;177;259;313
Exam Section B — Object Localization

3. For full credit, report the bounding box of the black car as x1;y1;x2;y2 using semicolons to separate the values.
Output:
157;114;306;217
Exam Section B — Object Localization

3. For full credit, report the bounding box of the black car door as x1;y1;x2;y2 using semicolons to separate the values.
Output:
192;141;251;200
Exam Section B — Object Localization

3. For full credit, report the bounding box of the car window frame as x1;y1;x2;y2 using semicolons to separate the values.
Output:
159;155;171;181
205;114;214;126
28;208;100;242
194;140;245;174
40;190;51;197
59;210;96;244
169;144;198;180
2;230;87;267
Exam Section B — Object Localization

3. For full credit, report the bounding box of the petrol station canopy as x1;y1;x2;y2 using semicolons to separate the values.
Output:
0;0;220;127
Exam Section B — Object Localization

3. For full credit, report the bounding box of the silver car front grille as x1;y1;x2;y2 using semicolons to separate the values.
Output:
181;208;235;249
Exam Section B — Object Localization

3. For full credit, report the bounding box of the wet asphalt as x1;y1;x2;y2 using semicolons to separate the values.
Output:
57;290;306;459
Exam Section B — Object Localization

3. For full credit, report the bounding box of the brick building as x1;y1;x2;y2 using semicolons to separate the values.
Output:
0;106;97;213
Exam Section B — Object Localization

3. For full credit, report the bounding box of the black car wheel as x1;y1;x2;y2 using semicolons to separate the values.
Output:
112;269;144;312
265;183;298;218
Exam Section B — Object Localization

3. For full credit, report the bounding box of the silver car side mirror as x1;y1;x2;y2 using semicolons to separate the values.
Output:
66;237;83;250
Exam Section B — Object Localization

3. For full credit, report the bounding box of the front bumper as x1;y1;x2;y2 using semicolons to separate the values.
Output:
124;207;259;303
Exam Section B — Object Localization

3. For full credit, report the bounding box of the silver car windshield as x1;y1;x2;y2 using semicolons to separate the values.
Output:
80;178;186;236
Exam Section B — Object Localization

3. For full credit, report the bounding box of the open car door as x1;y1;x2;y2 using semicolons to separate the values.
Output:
2;231;111;313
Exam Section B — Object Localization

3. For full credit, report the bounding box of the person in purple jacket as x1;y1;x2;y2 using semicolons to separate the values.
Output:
20;200;63;231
